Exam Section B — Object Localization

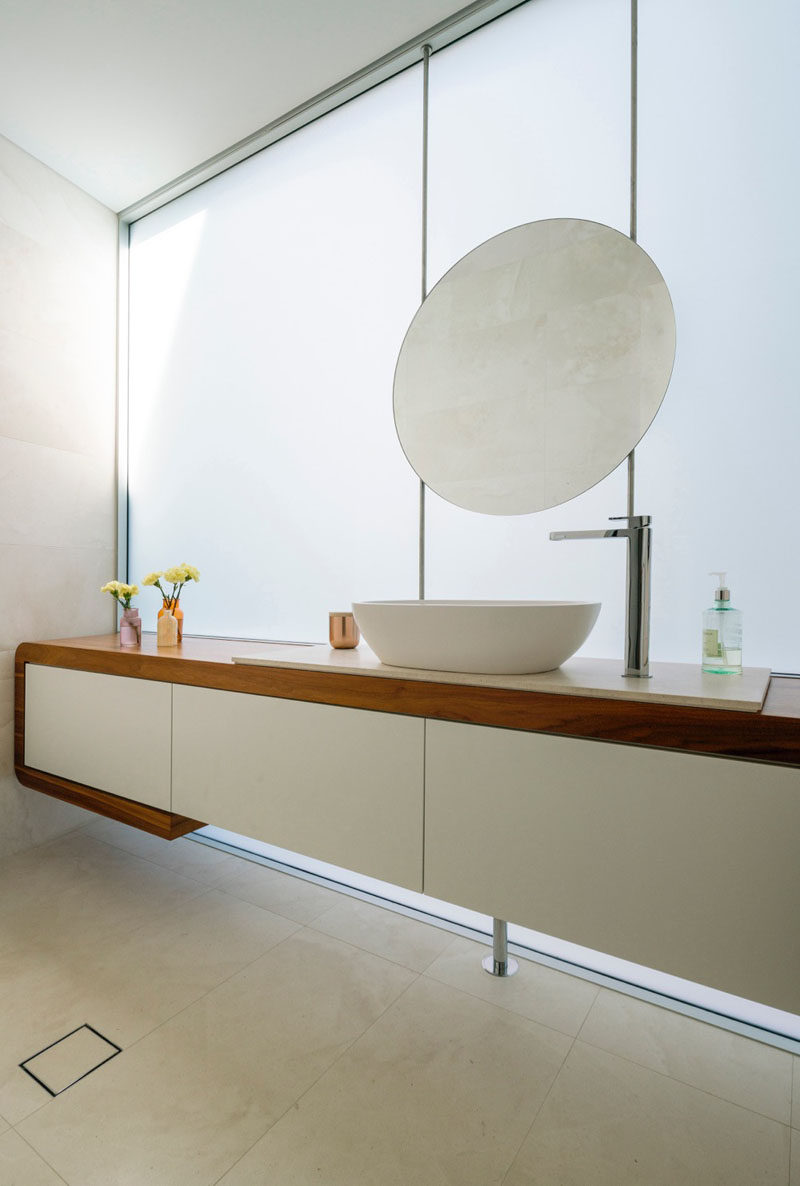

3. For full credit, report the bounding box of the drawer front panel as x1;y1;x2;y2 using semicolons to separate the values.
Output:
172;684;424;891
25;664;172;809
425;719;800;1014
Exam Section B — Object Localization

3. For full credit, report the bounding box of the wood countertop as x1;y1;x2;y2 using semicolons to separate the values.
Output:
15;634;800;768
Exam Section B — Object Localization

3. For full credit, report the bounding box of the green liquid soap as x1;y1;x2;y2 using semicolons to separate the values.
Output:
701;571;742;675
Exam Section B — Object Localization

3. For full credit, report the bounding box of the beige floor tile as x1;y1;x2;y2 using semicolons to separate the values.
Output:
213;857;343;923
0;832;206;960
792;1130;800;1186
426;936;598;1036
18;929;415;1186
311;895;455;971
0;1130;66;1186
504;1041;790;1186
0;889;299;1123
0;1073;49;1129
794;1057;800;1128
80;817;242;883
217;975;572;1186
579;987;793;1123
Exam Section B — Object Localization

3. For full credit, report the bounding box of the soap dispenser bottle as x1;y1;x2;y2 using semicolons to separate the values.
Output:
702;572;742;674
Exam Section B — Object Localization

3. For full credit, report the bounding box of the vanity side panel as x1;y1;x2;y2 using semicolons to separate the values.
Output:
172;684;424;891
24;664;172;810
425;719;800;1015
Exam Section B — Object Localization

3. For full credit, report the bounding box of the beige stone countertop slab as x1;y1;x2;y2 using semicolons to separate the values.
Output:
231;646;771;713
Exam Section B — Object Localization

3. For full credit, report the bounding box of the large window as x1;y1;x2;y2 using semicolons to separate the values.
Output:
635;0;800;667
129;0;799;672
128;69;422;641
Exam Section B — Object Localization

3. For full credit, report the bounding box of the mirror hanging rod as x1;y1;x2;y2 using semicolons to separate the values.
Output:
626;0;639;519
629;0;638;247
419;44;432;600
421;43;430;305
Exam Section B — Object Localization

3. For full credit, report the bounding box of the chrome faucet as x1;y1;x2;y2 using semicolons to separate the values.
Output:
549;515;652;678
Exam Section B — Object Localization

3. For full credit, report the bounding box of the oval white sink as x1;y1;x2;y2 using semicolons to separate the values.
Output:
352;600;601;675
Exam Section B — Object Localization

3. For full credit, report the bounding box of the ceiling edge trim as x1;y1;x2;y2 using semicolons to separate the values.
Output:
118;0;528;222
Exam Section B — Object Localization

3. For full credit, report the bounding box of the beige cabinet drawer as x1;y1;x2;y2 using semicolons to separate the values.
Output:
24;664;172;809
172;684;424;891
424;719;800;1015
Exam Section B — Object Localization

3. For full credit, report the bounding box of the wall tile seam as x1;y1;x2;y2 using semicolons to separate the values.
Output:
0;228;118;271
0;433;117;466
0;321;116;351
0;542;116;554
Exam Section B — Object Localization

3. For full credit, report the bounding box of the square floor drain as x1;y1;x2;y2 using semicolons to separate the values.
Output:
20;1025;122;1096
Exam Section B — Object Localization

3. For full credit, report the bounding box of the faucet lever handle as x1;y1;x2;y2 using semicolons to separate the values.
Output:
609;514;651;528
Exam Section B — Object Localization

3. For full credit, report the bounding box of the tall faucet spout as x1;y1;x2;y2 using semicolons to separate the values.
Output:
549;515;652;678
548;529;614;541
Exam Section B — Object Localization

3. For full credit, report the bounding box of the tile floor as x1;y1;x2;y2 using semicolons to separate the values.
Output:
0;817;796;1185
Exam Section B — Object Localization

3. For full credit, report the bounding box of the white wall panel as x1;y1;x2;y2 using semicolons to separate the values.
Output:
0;133;118;858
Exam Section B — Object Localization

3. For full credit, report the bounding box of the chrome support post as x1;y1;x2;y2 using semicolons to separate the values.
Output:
482;918;519;977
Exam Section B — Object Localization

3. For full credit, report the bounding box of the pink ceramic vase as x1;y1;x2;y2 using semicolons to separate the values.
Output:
120;607;142;647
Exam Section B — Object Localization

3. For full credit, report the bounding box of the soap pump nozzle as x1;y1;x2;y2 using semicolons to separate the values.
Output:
709;571;730;603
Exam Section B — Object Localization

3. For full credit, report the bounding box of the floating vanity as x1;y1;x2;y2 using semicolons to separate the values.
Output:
14;634;800;1015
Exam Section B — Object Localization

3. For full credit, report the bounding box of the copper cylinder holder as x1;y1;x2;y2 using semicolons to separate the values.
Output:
329;611;360;649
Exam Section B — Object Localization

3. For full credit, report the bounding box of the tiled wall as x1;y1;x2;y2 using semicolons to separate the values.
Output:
0;133;118;857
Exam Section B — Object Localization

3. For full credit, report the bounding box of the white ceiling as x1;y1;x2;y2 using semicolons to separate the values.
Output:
0;0;469;212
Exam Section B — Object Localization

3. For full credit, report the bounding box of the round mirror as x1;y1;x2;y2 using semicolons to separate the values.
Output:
393;218;676;515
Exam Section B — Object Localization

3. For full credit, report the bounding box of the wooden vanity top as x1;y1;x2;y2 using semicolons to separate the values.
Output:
14;634;800;768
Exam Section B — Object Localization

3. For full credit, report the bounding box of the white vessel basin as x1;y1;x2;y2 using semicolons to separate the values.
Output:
352;600;601;675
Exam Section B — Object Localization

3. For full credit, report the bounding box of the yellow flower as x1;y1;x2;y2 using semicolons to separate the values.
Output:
101;579;137;608
143;563;198;603
163;563;199;584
